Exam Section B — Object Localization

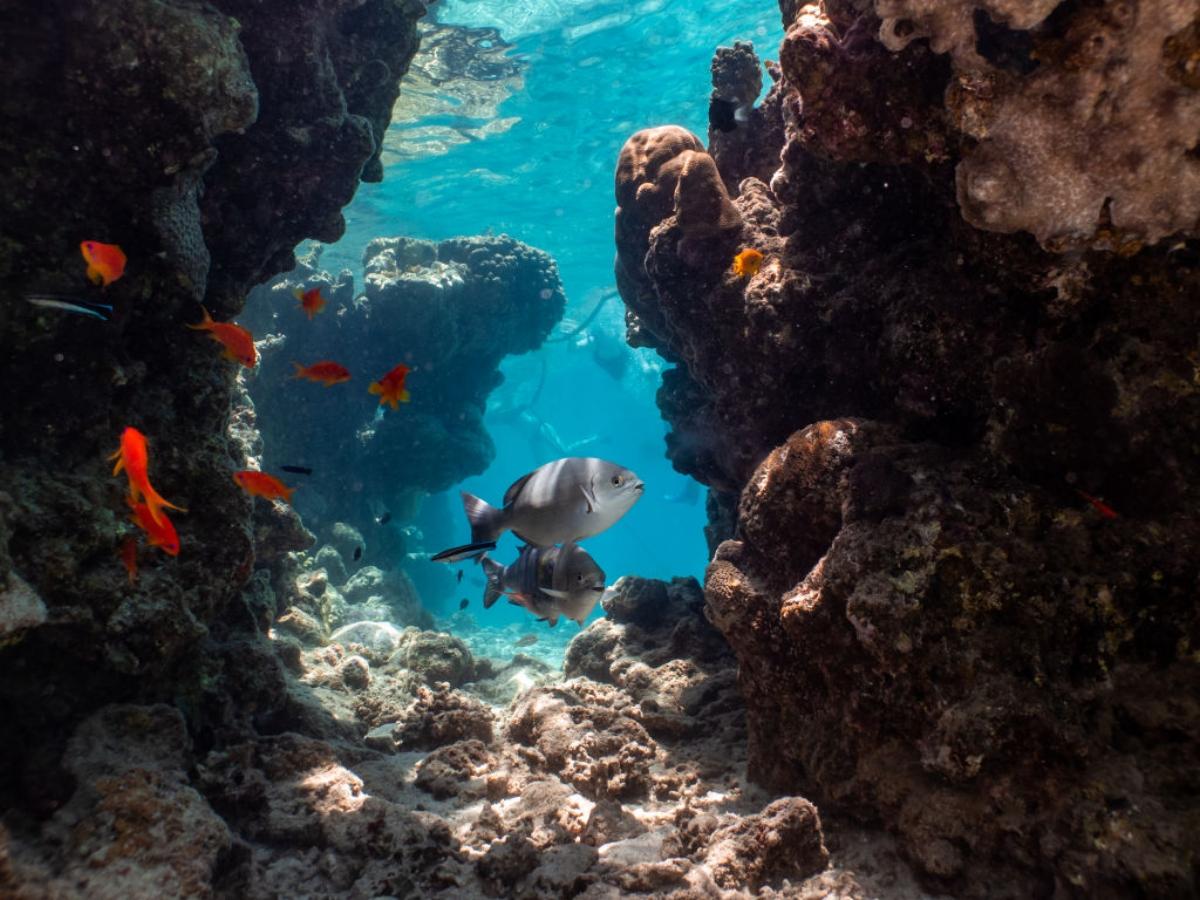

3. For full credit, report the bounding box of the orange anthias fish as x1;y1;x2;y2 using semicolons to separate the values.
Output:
731;248;764;278
80;240;126;287
119;536;138;584
129;498;181;556
109;426;185;526
233;470;295;504
187;306;257;368
1076;489;1119;520
369;363;411;410
293;287;326;320
292;361;351;387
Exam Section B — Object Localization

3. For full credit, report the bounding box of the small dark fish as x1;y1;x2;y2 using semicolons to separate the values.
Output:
459;598;469;610
280;465;313;476
353;546;363;561
378;512;392;524
515;634;538;647
456;569;464;584
25;294;113;321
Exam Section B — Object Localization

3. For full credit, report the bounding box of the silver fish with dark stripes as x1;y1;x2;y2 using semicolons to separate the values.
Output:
432;457;643;561
481;541;605;627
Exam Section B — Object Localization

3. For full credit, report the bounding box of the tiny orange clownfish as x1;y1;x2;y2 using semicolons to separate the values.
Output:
129;498;181;556
80;240;127;287
119;536;138;584
187;305;257;368
1076;489;1119;520
109;426;185;526
233;470;295;504
369;363;411;410
293;286;326;320
292;361;351;387
731;248;764;278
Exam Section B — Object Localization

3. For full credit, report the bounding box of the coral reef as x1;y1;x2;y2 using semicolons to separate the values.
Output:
615;5;1200;897
0;0;424;796
2;573;931;897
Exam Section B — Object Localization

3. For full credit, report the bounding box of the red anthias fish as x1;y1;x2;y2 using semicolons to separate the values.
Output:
233;470;295;504
109;426;185;526
1076;489;1119;520
187;306;257;368
129;499;181;556
80;240;126;287
292;361;351;387
119;536;138;584
293;287;326;320
369;363;411;410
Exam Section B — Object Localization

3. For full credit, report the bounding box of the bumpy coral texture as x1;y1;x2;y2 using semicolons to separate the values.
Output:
616;4;1200;897
873;0;1200;249
0;0;423;831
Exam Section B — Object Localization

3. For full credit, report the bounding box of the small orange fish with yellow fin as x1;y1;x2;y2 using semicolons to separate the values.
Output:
80;241;126;287
732;248;764;278
188;306;257;368
233;470;295;504
369;363;411;410
293;287;326;320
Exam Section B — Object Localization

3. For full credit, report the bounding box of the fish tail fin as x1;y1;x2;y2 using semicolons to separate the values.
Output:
292;287;304;301
399;388;411;403
291;362;306;379
481;557;503;609
186;305;213;331
143;486;186;526
368;381;382;396
461;491;503;544
282;485;296;503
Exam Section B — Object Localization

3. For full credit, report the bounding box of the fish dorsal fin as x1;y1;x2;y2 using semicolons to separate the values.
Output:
503;470;537;507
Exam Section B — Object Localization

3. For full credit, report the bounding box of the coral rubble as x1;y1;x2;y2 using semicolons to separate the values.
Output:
615;4;1200;897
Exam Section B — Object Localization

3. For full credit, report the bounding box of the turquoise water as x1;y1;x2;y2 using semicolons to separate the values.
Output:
324;0;785;627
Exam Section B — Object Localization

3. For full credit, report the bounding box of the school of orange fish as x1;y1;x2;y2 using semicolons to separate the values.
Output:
77;241;412;583
75;239;1113;586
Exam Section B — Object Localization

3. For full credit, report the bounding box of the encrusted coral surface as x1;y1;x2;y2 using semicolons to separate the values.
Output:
615;3;1200;897
0;0;423;844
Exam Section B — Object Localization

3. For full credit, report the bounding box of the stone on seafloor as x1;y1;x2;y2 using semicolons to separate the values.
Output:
329;620;405;655
0;573;47;643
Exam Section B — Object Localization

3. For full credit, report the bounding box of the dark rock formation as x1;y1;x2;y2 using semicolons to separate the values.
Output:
616;5;1200;898
243;234;565;542
0;0;424;877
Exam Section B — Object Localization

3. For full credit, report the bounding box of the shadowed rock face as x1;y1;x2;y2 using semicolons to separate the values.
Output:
616;4;1200;897
0;0;423;801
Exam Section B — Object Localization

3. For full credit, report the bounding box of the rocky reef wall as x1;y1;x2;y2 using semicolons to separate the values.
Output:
0;0;424;809
240;235;565;535
617;1;1200;896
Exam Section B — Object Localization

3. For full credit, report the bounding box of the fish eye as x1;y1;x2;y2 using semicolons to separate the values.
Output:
612;475;622;486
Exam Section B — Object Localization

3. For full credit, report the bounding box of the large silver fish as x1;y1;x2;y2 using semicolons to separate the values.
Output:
432;457;643;561
481;542;606;627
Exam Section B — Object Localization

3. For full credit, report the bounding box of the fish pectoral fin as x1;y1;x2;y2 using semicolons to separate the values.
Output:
579;482;597;514
540;588;570;599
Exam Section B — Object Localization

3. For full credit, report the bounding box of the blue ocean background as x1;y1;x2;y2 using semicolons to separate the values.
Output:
313;0;785;630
